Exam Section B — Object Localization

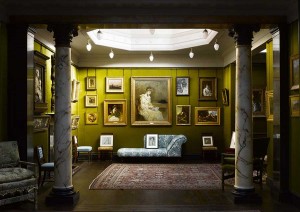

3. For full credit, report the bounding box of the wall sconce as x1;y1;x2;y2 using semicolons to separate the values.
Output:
203;29;208;39
149;52;154;62
86;40;92;51
97;30;102;40
109;49;114;59
189;48;194;59
214;39;219;51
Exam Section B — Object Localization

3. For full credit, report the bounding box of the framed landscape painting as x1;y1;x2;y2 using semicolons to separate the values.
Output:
199;77;218;101
195;107;220;125
106;77;124;93
131;77;172;126
176;105;191;125
103;99;127;125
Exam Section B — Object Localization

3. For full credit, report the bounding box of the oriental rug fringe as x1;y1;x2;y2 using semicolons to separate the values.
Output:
89;163;232;190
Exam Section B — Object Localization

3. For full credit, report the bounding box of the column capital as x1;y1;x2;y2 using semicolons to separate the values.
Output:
47;24;78;47
229;24;260;45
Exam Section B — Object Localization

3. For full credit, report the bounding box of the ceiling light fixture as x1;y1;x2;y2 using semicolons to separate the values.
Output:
214;39;219;51
97;30;102;40
203;29;208;39
149;52;154;62
109;49;114;59
189;48;194;59
86;40;92;51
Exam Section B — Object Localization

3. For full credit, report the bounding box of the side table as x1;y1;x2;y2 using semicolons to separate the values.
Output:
202;146;218;160
98;146;113;160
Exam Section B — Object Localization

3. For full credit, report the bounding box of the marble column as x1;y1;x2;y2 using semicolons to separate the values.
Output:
229;24;260;203
46;24;79;205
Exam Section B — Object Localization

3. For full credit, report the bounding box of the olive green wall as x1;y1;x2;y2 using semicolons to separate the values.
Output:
75;68;225;156
289;21;300;197
0;23;7;140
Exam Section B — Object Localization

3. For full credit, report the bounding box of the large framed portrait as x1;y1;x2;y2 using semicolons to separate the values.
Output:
252;89;265;117
265;90;273;121
85;112;98;125
176;77;189;96
106;77;124;93
199;77;218;101
290;94;299;117
290;55;299;90
85;95;98;108
131;77;172;126
86;76;97;91
103;99;127;125
195;107;221;125
176;105;191;125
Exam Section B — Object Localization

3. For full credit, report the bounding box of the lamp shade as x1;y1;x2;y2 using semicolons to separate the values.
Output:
214;40;219;51
189;49;194;58
109;49;114;59
149;52;154;61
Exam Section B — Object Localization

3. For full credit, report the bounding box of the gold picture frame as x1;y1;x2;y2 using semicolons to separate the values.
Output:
265;90;273;121
85;95;98;108
290;54;299;90
199;77;218;101
106;77;124;93
131;77;172;126
195;107;221;125
103;99;127;126
33;115;50;132
176;105;191;125
290;94;299;117
86;76;97;91
85;112;98;125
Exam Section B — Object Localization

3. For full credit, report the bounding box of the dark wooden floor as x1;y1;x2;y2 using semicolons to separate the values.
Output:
1;159;300;212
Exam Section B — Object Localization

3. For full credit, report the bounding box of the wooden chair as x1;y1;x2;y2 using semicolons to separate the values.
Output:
221;136;270;190
36;145;54;187
201;133;218;161
72;135;93;162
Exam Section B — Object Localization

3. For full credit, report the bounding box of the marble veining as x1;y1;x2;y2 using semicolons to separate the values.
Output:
53;47;73;189
234;45;254;190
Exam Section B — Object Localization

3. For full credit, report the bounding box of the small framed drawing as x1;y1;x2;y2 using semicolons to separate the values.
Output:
85;112;98;125
86;76;96;91
33;115;50;132
103;99;127;125
71;115;80;130
100;134;113;147
252;89;265;117
222;88;229;106
202;136;213;146
176;77;189;96
106;77;124;93
265;90;273;121
176;105;191;125
199;77;218;101
290;94;299;117
195;107;221;125
85;95;98;108
290;55;299;90
146;134;158;149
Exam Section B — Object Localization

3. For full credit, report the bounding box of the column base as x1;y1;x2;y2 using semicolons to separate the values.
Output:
232;187;262;204
45;187;80;206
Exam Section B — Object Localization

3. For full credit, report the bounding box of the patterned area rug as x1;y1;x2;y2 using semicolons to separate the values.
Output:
89;163;231;190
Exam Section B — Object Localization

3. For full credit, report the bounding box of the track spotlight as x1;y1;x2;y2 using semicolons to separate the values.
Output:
97;30;103;40
109;49;114;59
214;39;219;51
149;52;154;62
203;29;208;39
189;48;194;59
86;40;92;51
